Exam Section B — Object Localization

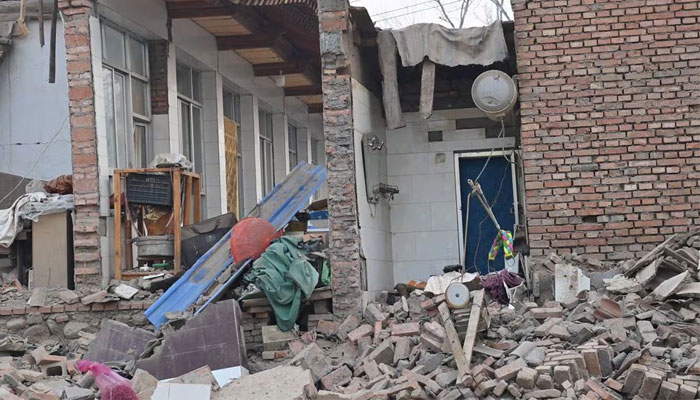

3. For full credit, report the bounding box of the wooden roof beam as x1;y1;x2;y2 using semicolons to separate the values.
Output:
308;103;323;114
166;1;266;33
284;85;321;97
253;62;320;86
216;34;278;50
217;34;298;62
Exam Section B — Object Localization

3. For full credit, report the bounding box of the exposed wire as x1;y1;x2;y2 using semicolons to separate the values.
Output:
371;0;446;17
0;116;68;205
374;0;464;23
473;122;505;182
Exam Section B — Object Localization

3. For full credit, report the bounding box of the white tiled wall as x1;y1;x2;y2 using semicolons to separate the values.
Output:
352;80;394;293
386;109;516;283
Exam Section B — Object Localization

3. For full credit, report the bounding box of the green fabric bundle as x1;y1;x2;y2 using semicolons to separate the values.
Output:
247;236;319;331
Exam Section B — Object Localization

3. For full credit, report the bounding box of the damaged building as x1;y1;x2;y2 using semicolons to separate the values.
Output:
0;0;698;398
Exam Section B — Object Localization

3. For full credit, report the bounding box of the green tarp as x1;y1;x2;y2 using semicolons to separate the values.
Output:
247;236;319;331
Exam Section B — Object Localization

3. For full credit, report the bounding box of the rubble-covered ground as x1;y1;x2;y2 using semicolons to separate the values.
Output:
0;230;699;399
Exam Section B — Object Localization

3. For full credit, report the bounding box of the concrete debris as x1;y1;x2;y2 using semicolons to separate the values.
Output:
212;366;316;399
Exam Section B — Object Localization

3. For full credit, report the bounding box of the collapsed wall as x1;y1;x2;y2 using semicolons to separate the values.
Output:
513;0;700;261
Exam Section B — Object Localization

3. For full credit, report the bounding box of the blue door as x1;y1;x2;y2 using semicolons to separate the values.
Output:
458;155;516;274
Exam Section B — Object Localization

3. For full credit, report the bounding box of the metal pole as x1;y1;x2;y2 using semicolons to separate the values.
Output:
467;180;501;231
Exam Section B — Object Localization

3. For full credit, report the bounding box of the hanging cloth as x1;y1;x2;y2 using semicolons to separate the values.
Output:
488;229;513;261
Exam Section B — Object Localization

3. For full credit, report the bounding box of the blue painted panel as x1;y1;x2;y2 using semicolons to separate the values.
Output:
144;162;327;328
458;156;515;275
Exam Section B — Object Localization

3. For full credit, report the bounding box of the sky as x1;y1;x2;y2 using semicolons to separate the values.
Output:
349;0;513;29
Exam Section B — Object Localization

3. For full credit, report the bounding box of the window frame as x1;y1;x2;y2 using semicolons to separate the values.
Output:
100;20;151;170
176;63;204;175
258;109;274;195
288;124;298;171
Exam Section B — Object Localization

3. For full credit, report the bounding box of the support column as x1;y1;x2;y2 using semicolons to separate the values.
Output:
201;71;225;218
319;0;362;318
60;0;101;284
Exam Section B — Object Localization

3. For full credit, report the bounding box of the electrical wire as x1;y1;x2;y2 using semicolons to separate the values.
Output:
0;116;68;205
473;123;505;182
374;0;464;23
371;0;447;17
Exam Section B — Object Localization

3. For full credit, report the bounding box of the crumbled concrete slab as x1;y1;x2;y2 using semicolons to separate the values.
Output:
212;366;315;400
151;382;211;400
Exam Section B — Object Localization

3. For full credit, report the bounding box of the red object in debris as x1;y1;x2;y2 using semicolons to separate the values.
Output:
230;217;281;262
76;360;138;400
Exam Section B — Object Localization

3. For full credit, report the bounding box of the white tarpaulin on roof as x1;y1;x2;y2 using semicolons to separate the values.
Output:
0;193;74;247
389;22;509;68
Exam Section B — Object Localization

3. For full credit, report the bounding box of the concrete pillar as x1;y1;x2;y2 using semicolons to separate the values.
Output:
201;71;225;218
272;113;289;183
318;0;362;318
240;94;261;213
60;0;101;285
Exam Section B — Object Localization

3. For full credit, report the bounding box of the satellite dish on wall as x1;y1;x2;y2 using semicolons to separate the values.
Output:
471;70;518;121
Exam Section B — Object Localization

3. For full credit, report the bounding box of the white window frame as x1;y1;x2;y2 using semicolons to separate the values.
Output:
176;63;204;175
259;109;274;195
288;124;298;171
101;21;151;170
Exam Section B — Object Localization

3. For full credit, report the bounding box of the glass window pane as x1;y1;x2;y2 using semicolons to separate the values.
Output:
102;67;117;169
258;110;265;137
176;64;191;98
311;139;319;165
192;70;202;102
223;90;233;120
128;38;146;76
179;100;192;162
114;72;128;169
103;24;126;69
131;77;148;116
233;94;241;124
133;124;148;168
288;125;297;152
266;141;274;192
267;114;273;139
192;106;203;175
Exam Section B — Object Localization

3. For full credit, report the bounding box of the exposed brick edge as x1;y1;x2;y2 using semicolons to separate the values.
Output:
0;301;155;316
318;0;363;320
59;0;102;280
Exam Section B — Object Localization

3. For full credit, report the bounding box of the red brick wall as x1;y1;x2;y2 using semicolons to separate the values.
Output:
148;40;169;115
60;0;102;280
513;0;700;261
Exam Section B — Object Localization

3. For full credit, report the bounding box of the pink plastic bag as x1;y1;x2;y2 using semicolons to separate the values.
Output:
76;360;138;400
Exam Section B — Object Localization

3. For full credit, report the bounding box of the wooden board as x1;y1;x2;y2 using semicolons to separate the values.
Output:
437;302;470;381
284;73;313;87
224;117;239;216
193;16;250;36
236;47;284;64
462;289;485;369
32;212;71;288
